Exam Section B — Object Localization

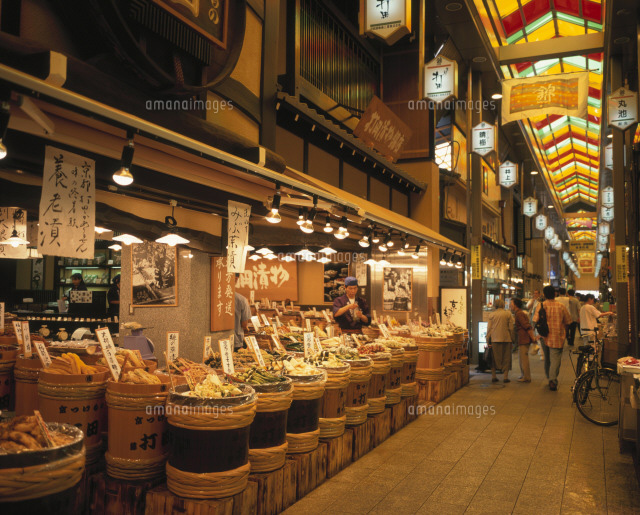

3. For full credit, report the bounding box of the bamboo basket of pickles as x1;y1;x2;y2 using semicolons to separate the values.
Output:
359;344;391;415
308;350;350;439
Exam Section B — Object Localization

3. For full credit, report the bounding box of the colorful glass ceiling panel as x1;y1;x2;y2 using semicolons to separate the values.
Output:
473;0;605;210
572;230;596;240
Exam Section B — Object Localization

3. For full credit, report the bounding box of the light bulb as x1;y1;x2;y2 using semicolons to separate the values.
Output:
112;166;134;186
379;244;387;252
323;215;333;233
358;236;370;248
265;209;281;224
0;140;6;159
300;220;314;234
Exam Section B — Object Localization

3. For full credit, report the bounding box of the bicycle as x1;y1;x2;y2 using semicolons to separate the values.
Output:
571;331;621;426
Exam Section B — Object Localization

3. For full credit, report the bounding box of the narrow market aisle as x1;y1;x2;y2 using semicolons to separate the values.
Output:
284;346;639;514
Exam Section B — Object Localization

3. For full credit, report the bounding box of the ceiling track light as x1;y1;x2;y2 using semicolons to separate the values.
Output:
384;232;394;248
113;130;135;186
371;228;380;244
412;241;423;260
0;100;10;160
296;207;305;225
323;214;333;233
155;205;190;246
265;184;281;224
334;217;349;240
440;252;447;266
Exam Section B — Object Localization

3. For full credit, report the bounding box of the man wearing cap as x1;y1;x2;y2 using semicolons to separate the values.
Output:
332;277;371;333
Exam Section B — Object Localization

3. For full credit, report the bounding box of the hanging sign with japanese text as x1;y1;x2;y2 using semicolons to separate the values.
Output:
471;122;495;156
523;197;537;218
219;339;235;375
236;260;298;302
569;241;595;252
211;257;235;331
608;87;638;131
544;227;555;241
95;327;120;381
602;186;614;208
166;332;179;362
604;143;613;170
359;0;411;45
498;161;517;188
535;214;548;231
601;206;614;222
599;223;610;236
424;55;458;102
471;245;482;280
227;201;251;274
0;208;28;259
38;147;95;258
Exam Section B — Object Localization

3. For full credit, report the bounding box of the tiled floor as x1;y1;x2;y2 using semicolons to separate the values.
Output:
284;346;640;514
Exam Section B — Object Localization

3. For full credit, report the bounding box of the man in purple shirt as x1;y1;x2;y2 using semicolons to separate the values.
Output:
332;277;371;333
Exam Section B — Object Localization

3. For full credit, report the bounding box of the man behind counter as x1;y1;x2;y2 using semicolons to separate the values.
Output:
332;277;371;333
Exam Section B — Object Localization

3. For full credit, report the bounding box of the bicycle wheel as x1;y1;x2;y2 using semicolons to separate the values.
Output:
574;368;620;426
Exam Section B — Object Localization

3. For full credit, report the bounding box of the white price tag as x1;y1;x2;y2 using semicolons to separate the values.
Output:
95;327;121;380
0;302;4;328
272;301;277;309
245;336;266;367
254;302;261;312
435;313;442;326
322;310;331;323
271;334;284;351
261;314;271;326
251;315;262;330
303;332;315;358
203;336;212;362
167;331;180;362
315;337;323;353
275;316;282;327
21;321;32;358
305;318;312;332
275;308;282;317
250;290;255;304
34;340;52;368
12;321;23;346
219;339;235;375
379;324;391;339
313;307;317;315
373;310;378;324
327;325;335;338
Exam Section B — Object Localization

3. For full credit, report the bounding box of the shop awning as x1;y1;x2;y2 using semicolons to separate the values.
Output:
283;168;469;255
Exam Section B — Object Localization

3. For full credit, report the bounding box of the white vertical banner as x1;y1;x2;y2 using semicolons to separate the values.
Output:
38;147;96;258
0;208;28;259
227;201;251;274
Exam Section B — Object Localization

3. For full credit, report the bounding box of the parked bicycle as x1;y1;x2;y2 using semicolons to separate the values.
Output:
570;330;620;426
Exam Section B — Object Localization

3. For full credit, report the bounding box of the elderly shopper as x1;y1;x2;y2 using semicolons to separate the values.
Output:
487;298;514;383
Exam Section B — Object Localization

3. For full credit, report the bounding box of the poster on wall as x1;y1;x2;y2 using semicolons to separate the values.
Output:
0;207;28;259
211;257;235;331
235;260;298;302
441;288;467;329
131;241;177;307
382;268;413;312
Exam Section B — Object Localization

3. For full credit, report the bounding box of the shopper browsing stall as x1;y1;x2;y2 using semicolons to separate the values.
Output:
579;294;613;334
332;277;370;334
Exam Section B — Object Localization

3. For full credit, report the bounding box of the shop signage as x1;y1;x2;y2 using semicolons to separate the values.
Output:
12;321;23;347
441;288;467;329
424;55;458;102
616;245;628;283
353;96;412;161
246;336;265;367
522;197;537;218
544;227;555;241
498;161;517;188
38;147;96;259
153;0;227;48
227;201;251;274
21;321;32;359
501;72;589;124
271;334;284;352
167;331;180;362
303;332;315;358
602;186;614;208
608;87;638;131
599;222;610;236
598;234;608;245
553;240;562;251
604;143;613;170
210;257;235;332
471;245;482;280
471;122;495;157
202;336;212;362
95;327;120;381
359;0;411;45
219;339;235;375
0;208;28;259
34;340;52;368
236;260;298;302
550;235;559;246
569;241;595;252
534;214;548;231
601;206;614;222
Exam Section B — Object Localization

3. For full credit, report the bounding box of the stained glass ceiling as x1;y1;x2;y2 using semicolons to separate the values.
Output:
473;0;604;241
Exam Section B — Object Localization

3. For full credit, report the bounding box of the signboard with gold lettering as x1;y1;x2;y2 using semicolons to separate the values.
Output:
153;0;227;48
471;245;482;280
616;245;628;283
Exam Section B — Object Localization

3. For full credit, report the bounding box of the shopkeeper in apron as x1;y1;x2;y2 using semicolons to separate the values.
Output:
332;277;371;334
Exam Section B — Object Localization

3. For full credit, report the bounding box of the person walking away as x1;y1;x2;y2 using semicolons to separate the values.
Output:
511;298;535;382
556;288;571;346
533;286;571;391
566;289;581;346
579;294;614;342
527;290;544;360
486;299;514;383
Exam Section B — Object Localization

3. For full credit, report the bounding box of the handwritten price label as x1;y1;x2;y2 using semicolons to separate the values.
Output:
95;327;121;381
34;340;52;368
167;332;180;362
379;324;391;338
219;339;235;375
21;321;32;358
303;332;315;358
246;336;266;368
203;336;212;362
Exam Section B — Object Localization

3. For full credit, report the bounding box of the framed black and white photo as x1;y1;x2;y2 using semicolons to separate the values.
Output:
131;241;177;307
440;287;467;329
382;267;413;312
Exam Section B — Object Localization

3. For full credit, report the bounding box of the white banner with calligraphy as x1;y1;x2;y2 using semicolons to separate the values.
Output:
227;201;251;274
0;207;28;259
501;72;589;124
38;147;95;258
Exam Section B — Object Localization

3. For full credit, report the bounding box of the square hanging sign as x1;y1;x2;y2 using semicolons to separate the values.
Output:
359;0;411;45
602;186;614;208
599;222;610;236
608;87;638;131
544;227;555;241
523;197;537;218
535;214;548;231
498;161;517;188
424;55;458;102
472;122;495;156
601;206;614;222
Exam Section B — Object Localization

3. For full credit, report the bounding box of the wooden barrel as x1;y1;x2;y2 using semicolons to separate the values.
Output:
385;349;405;406
249;379;293;472
401;345;418;397
367;353;391;415
416;340;448;381
344;357;372;426
38;367;109;465
285;371;326;454
14;354;41;416
0;345;18;412
0;423;85;514
105;377;170;481
318;364;350;438
165;384;257;499
0;335;18;346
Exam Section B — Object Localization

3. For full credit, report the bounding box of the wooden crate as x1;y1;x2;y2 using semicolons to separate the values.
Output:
321;431;353;478
462;365;470;385
286;443;327;500
455;368;463;391
88;472;163;515
390;401;406;433
144;482;257;515
447;373;457;397
248;460;297;515
370;409;391;447
76;449;106;514
417;378;450;404
403;395;418;424
348;418;373;461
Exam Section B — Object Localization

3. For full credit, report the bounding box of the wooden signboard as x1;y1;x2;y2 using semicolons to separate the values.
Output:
211;257;235;331
235;260;298;302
